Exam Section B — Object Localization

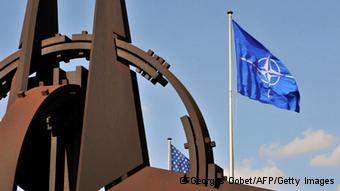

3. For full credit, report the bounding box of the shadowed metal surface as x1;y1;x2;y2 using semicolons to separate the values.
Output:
9;0;58;107
0;85;83;190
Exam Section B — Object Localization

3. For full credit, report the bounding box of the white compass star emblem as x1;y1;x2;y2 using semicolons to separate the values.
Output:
258;56;281;87
240;56;294;97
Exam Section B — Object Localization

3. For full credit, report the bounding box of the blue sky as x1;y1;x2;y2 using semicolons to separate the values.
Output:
1;0;340;191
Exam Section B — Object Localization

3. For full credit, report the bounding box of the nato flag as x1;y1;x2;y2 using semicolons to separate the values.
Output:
232;21;300;112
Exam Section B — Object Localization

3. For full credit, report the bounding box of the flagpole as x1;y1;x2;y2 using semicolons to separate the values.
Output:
167;138;172;170
227;11;234;178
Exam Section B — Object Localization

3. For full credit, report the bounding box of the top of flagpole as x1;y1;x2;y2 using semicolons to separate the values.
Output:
227;11;233;15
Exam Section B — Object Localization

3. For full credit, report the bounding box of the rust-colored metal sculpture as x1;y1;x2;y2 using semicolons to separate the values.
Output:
0;1;269;191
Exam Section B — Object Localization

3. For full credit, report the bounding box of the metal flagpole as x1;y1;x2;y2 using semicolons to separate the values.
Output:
227;11;234;178
167;138;172;170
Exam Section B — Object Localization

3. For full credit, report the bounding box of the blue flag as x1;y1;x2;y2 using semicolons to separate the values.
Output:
171;144;190;173
232;20;300;112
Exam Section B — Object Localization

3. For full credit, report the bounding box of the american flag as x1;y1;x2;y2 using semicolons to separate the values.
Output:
171;144;190;173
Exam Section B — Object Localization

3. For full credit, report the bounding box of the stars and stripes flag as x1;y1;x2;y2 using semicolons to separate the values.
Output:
170;144;190;173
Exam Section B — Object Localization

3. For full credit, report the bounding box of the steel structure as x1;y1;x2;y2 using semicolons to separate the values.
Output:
0;1;269;191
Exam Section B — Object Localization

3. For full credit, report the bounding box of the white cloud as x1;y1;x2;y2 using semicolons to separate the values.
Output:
224;159;285;190
259;129;337;159
309;145;340;167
